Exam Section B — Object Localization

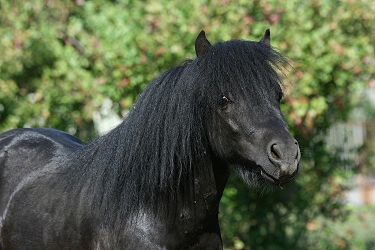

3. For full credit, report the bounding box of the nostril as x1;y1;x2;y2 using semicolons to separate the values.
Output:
270;144;282;160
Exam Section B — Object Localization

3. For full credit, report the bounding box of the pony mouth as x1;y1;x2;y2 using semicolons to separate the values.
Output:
233;161;298;188
258;166;298;188
260;169;278;183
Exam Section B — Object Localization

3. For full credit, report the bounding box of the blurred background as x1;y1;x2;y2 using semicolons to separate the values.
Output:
0;0;375;249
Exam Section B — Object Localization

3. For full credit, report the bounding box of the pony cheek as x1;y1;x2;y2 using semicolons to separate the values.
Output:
208;134;234;159
207;126;237;160
225;118;240;133
232;139;262;165
211;116;244;155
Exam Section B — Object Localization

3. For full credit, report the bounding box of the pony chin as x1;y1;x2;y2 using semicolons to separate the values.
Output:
233;165;266;189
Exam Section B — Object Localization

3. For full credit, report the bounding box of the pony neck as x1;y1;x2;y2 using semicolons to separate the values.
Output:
175;151;230;221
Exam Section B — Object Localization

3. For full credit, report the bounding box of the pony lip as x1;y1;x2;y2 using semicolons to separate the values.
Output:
260;170;287;188
260;169;277;184
260;166;299;187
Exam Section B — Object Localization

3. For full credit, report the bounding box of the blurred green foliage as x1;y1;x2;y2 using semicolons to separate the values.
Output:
305;204;375;250
1;0;375;249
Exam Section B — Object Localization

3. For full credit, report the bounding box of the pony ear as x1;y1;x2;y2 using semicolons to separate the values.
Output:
259;29;271;46
195;30;212;57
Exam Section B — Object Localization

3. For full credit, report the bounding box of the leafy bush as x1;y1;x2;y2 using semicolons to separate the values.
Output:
305;205;375;250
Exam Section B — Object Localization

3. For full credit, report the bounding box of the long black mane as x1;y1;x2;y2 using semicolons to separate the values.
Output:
63;38;287;221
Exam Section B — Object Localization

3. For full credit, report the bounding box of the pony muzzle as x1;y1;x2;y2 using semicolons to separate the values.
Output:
263;138;300;184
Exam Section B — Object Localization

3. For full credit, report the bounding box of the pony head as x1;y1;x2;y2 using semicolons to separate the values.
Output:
194;30;300;187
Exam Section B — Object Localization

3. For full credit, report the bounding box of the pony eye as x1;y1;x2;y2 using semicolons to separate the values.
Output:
220;95;231;107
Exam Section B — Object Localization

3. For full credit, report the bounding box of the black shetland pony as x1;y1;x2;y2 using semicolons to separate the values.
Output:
0;30;300;249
